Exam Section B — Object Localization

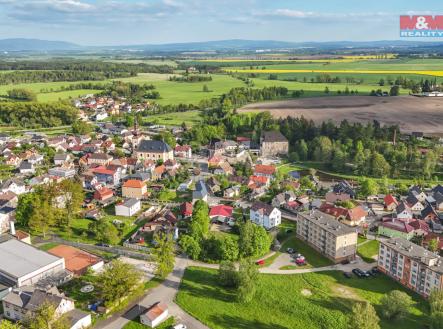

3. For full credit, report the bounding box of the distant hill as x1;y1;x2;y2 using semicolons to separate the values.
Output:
0;38;81;51
0;38;442;53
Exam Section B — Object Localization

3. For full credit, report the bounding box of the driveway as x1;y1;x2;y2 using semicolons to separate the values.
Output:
97;257;209;329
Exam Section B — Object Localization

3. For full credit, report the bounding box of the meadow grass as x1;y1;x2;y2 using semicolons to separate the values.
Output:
357;240;380;263
143;110;202;127
176;267;427;329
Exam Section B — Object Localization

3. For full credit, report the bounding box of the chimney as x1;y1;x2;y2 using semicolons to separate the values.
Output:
9;221;15;236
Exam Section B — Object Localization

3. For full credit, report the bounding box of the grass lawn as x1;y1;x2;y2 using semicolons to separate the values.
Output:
38;242;60;251
281;236;334;268
357;240;380;263
123;316;175;329
277;219;297;241
357;235;367;244
176;267;427;329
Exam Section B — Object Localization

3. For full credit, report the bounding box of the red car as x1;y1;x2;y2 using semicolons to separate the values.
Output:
255;259;265;266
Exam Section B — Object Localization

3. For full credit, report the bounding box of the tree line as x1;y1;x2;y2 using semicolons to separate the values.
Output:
169;75;213;82
0;101;78;128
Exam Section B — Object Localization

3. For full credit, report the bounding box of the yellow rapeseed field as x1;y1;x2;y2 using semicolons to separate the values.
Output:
225;68;443;77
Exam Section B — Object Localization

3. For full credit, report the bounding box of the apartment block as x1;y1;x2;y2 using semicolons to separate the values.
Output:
378;237;443;297
296;210;358;263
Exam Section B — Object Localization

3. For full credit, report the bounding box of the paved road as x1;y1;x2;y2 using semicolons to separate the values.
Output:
97;257;209;329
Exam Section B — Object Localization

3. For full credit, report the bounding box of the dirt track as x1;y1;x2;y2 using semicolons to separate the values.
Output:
239;96;443;135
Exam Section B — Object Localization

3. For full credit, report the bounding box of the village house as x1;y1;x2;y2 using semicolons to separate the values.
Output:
115;198;141;217
122;179;148;199
140;302;168;328
260;131;289;157
209;205;235;226
92;166;121;186
0;179;26;195
93;186;114;202
325;192;351;203
384;194;399;211
193;180;209;203
272;191;297;208
224;185;241;199
88;153;113;166
135;140;174;162
405;194;425;213
250;201;281;230
253;164;276;180
378;216;430;240
332;181;356;199
319;203;368;227
180;202;193;219
174;145;192;158
54;153;74;166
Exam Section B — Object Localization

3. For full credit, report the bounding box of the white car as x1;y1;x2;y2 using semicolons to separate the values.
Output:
173;325;187;329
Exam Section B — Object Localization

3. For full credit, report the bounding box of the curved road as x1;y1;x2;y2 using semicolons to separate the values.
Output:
99;253;375;329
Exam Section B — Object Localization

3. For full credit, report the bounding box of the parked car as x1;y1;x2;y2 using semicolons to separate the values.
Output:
352;268;370;278
343;272;352;279
173;325;187;329
255;259;265;266
286;248;295;254
295;256;306;265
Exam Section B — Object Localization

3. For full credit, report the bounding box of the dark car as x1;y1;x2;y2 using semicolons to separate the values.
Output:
352;268;364;278
286;248;295;254
343;272;353;279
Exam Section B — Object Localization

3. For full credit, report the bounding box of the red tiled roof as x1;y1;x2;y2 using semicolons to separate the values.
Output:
384;194;398;206
209;205;233;218
180;202;193;216
123;179;145;189
254;164;276;176
175;145;191;152
92;166;116;175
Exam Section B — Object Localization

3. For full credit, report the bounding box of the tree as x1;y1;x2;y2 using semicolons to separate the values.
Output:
179;235;201;260
98;259;142;305
370;152;391;177
219;236;239;261
359;178;379;198
218;261;238;287
389;85;400;96
380;290;413;320
237;259;259;303
6;88;37;101
190;200;210;240
202;84;210;92
429;238;439;252
239;221;271;258
324;86;330;94
25;301;69;329
72;121;93;135
348;302;380;329
430;290;443;329
152;231;175;279
88;220;120;245
57;180;84;227
0;321;21;329
154;131;176;148
297;139;309;161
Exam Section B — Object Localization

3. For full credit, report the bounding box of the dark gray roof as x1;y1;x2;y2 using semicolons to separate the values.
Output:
434;192;443;205
298;210;356;236
396;201;411;214
333;180;356;197
433;185;443;196
262;131;288;143
66;309;90;326
121;198;140;208
251;201;275;216
406;194;420;206
137;140;172;153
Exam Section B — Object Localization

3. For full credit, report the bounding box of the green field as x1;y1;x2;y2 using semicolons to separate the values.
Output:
0;57;441;107
143;110;202;126
176;267;427;329
358;240;380;263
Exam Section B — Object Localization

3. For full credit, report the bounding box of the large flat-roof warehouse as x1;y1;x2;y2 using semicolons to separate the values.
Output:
0;237;65;287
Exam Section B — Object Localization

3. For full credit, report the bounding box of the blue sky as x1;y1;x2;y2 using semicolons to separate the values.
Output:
0;0;443;45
